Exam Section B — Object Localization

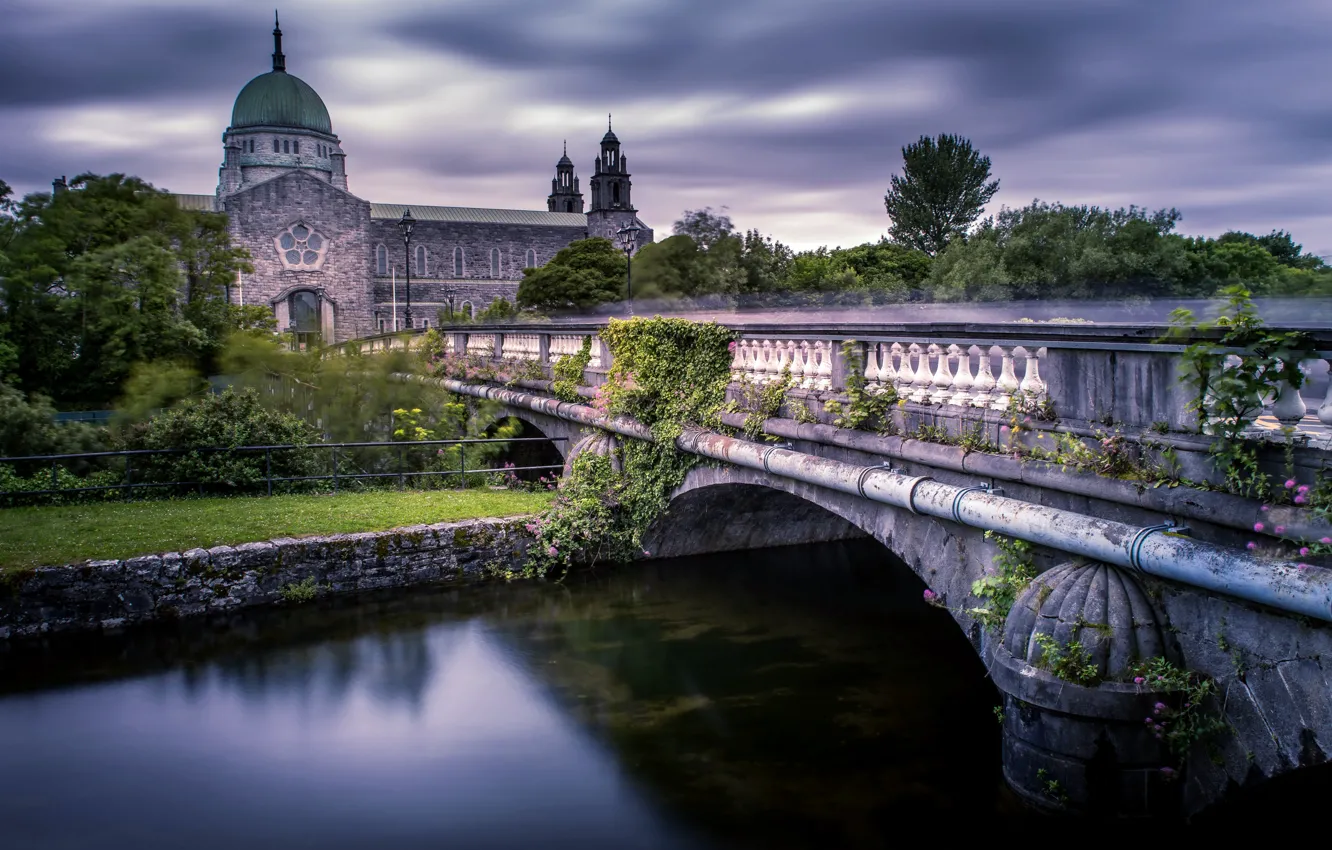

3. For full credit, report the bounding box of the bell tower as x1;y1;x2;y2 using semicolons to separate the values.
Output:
546;141;584;213
588;115;632;213
585;115;651;251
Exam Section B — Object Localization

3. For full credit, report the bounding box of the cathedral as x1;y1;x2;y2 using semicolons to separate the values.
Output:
172;17;653;345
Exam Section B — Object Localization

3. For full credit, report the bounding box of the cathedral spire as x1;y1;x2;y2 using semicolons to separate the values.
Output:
272;10;286;73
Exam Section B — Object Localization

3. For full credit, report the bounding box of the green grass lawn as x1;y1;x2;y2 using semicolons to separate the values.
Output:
0;489;554;572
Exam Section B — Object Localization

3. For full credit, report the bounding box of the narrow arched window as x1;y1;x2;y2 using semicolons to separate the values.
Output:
415;245;427;276
283;140;290;153
376;244;387;275
273;139;279;153
490;248;500;278
565;200;573;212
293;140;299;154
460;301;474;319
525;248;536;268
612;183;620;204
453;247;464;277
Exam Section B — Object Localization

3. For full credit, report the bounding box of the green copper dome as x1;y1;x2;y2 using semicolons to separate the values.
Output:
230;71;332;135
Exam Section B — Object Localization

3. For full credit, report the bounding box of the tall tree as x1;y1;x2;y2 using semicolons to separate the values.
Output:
0;173;251;406
672;207;734;252
516;238;626;311
883;134;1000;256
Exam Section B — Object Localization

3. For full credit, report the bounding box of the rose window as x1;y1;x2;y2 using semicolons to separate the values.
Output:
274;222;328;270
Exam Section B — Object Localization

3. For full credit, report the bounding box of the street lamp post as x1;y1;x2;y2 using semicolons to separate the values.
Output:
397;208;416;329
616;224;641;317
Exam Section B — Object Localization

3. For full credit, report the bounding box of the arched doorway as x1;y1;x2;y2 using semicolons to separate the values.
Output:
289;290;321;350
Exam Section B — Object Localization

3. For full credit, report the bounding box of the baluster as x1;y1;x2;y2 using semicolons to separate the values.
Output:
863;342;882;386
729;339;745;380
971;345;995;408
889;343;908;395
755;340;772;383
992;347;1020;410
948;344;974;407
772;339;791;382
814;341;833;390
588;336;603;369
1319;359;1332;426
794;341;812;389
1019;346;1046;399
879;342;897;389
789;340;807;387
928;344;953;405
736;340;754;382
907;343;930;402
1272;359;1311;424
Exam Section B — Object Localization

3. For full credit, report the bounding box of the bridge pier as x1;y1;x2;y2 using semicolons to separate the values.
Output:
987;561;1185;817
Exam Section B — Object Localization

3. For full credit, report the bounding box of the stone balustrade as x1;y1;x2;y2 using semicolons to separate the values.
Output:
731;337;1049;411
346;322;1332;437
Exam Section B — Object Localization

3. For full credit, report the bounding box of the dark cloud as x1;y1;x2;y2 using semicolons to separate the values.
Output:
0;3;262;106
1;0;1330;254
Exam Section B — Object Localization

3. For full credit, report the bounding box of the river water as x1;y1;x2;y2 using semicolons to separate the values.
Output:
0;539;1298;846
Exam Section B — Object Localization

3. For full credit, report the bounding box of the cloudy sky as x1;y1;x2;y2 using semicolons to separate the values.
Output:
3;0;1330;254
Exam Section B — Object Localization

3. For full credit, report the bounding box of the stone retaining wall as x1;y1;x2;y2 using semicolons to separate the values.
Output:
0;518;532;640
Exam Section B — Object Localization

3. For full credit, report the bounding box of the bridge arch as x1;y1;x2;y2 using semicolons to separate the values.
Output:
645;463;1004;652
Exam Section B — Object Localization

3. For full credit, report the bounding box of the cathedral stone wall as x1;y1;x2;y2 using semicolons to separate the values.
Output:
372;281;522;326
366;220;588;282
223;170;375;340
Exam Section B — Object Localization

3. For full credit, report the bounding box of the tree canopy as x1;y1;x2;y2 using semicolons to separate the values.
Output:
0;173;252;407
516;237;626;311
883;134;1000;256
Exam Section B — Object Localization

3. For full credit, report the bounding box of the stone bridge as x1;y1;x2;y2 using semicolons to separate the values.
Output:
358;320;1332;818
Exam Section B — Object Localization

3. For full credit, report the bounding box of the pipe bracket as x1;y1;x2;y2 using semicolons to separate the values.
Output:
950;484;990;525
903;475;934;515
1126;521;1179;572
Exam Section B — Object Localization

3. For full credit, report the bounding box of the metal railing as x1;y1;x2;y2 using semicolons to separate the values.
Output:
0;437;568;504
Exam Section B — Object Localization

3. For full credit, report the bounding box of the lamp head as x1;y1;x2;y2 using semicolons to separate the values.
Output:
616;224;641;251
397;208;416;240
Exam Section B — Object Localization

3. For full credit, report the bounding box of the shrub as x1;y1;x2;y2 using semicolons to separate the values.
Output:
116;388;321;491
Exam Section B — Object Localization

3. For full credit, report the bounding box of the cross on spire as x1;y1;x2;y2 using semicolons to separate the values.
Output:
272;10;286;72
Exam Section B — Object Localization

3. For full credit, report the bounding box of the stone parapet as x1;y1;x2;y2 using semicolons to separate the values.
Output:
0;518;533;640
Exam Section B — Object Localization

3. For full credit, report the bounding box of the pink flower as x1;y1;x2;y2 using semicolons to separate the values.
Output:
1300;547;1310;556
727;341;737;352
1254;522;1265;532
547;545;558;557
923;589;938;603
1134;677;1145;685
1154;702;1167;712
1321;537;1331;545
1298;485;1310;493
1285;479;1297;489
642;549;651;556
1298;563;1311;571
1275;526;1286;535
1295;495;1307;504
524;523;536;533
1246;542;1257;550
1260;505;1270;512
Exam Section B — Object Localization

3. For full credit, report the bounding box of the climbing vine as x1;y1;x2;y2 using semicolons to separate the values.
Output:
729;366;794;441
967;531;1038;629
551;336;592;402
822;340;897;432
1168;285;1318;499
1126;657;1227;764
522;317;736;578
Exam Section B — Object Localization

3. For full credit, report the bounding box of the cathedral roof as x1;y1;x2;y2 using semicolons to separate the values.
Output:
370;203;587;227
231;70;333;134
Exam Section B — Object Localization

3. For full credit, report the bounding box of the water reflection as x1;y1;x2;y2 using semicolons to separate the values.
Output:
0;539;1023;848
